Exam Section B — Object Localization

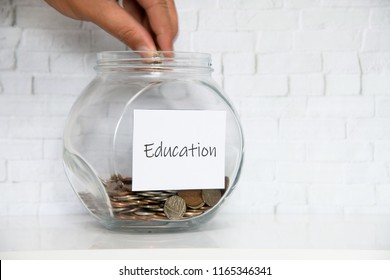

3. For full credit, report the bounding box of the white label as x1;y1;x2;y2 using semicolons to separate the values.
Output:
132;110;226;191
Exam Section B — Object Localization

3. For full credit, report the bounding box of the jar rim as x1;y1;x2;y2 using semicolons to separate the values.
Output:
96;51;212;72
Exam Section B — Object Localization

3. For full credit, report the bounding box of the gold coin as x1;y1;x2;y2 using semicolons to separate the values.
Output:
142;199;159;204
114;214;138;220
202;189;222;207
177;190;204;208
155;212;167;217
120;207;141;214
134;211;155;216
163;195;186;220
184;211;203;217
186;208;204;213
111;201;140;208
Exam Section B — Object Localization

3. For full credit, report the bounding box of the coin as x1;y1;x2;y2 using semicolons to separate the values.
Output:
117;174;123;180
187;203;205;209
122;176;132;184
166;190;178;194
177;190;204;208
163;195;186;220
140;204;161;209
155;212;167;217
112;207;129;212
104;181;119;190
149;196;169;201
186;208;204;213
202;189;222;207
225;176;230;191
115;214;139;220
134;211;155;216
102;175;229;221
184;211;202;217
120;207;141;214
106;184;132;196
111;195;143;201
142;199;160;204
111;201;141;208
138;191;163;197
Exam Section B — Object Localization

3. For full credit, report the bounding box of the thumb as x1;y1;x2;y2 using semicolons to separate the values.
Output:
89;2;156;51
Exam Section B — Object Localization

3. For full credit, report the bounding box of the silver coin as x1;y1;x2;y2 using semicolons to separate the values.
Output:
157;192;174;197
134;211;155;216
140;204;161;209
112;195;143;201
166;190;178;194
187;201;205;210
163;195;186;220
138;191;163;197
152;207;164;212
147;196;169;201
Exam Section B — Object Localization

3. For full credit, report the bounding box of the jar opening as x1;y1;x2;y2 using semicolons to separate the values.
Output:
95;51;212;73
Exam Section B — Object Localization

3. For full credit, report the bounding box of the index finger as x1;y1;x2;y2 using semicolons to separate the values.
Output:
89;1;157;51
137;0;178;51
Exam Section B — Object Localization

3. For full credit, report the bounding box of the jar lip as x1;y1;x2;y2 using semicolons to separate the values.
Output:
96;51;212;72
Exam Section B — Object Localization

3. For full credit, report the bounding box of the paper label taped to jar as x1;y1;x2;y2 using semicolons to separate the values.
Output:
132;110;226;191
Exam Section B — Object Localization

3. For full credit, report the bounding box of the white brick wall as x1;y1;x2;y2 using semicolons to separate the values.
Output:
0;160;6;182
294;30;362;51
301;8;369;29
323;52;360;74
359;53;390;73
257;53;322;74
1;0;390;216
290;74;324;95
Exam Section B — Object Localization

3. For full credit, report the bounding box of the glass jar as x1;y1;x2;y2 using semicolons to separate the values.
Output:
63;51;244;231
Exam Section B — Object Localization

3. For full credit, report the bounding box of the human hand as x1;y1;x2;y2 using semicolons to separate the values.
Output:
45;0;178;51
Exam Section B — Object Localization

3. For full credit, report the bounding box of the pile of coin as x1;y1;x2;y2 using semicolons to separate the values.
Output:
98;174;229;221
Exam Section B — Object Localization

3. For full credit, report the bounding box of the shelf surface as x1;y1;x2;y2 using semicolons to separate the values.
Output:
1;214;390;259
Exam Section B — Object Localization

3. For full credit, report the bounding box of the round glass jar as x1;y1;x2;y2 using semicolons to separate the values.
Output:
63;51;244;231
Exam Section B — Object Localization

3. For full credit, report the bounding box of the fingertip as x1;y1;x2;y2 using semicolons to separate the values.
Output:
156;36;175;52
135;44;157;52
135;46;159;58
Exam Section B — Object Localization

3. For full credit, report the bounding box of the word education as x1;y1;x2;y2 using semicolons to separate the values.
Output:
143;142;217;158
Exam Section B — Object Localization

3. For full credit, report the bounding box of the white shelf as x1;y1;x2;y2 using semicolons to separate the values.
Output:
1;214;390;259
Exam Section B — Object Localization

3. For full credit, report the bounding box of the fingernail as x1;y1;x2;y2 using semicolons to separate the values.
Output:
135;44;156;57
